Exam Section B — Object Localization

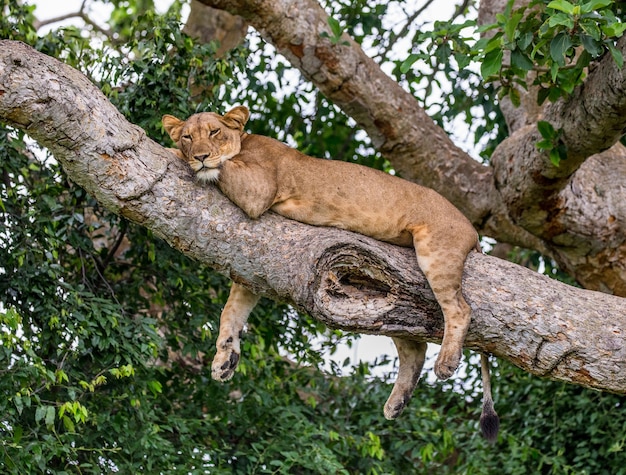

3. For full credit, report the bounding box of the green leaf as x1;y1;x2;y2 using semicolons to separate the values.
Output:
537;120;556;140
147;380;163;397
478;33;505;55
575;49;592;70
580;34;603;57
455;52;471;70
548;12;576;29
45;406;56;430
580;18;602;41
13;426;23;444
547;0;576;14
473;36;492;51
549;85;564;102
62;415;75;433
549;148;562;166
481;48;503;78
557;143;568;162
509;86;521;107
35;405;47;424
518;31;534;50
435;43;452;64
608;43;624;68
400;53;420;74
581;0;612;13
511;48;534;72
327;17;342;38
603;22;626;38
551;60;560;82
550;32;573;66
504;12;524;41
13;395;23;415
537;138;553;150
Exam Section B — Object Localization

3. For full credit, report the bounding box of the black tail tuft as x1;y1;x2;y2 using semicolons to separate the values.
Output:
480;398;500;443
479;353;499;443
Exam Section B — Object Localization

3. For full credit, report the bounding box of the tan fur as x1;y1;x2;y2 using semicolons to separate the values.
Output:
163;106;497;433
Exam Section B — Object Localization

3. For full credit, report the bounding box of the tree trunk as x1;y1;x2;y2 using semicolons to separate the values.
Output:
183;0;247;58
197;0;626;297
2;40;626;394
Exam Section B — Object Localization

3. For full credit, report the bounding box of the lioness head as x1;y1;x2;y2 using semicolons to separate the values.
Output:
162;106;250;182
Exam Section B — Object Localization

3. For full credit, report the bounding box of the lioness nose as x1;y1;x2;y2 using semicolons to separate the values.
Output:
194;154;209;162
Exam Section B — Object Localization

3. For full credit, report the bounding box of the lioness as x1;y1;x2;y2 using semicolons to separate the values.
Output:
163;106;499;441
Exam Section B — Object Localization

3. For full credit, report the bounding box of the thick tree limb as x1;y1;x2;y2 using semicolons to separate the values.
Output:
2;40;626;394
199;0;626;296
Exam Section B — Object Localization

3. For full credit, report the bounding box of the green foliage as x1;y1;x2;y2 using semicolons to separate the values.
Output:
396;15;507;162
399;0;625;158
320;17;351;46
477;0;626;104
2;0;626;473
537;120;568;165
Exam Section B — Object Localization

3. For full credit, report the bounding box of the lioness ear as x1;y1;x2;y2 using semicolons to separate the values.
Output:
162;114;185;142
222;106;250;131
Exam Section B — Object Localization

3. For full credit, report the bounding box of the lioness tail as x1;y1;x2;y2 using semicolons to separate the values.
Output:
479;353;500;443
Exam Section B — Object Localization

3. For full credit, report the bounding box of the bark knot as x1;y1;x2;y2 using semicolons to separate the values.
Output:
311;243;399;330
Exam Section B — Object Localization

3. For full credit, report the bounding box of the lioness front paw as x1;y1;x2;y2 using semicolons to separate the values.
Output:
434;349;461;380
211;348;240;381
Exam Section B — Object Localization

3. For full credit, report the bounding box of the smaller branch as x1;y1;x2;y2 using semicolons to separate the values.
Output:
379;0;470;61
33;0;115;44
79;12;115;43
101;220;129;271
35;12;82;30
34;0;87;30
491;34;626;237
91;253;126;315
378;0;436;61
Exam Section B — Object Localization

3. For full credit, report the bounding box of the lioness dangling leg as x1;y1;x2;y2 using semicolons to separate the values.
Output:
211;282;260;381
411;228;476;380
384;338;427;420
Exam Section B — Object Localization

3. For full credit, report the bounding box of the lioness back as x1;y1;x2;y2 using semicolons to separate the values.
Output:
220;134;477;250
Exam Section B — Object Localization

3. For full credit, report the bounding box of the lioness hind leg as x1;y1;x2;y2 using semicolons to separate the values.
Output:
211;282;260;381
413;234;474;380
431;284;471;380
384;338;427;420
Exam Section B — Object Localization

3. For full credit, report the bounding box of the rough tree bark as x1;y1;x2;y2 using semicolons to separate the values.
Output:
2;40;626;395
198;0;626;297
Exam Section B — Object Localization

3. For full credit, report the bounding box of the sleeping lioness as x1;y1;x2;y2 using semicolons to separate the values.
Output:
163;106;499;441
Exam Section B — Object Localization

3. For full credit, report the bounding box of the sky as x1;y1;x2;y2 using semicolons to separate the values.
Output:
33;0;170;19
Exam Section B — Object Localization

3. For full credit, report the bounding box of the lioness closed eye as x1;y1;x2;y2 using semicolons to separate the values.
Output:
163;106;500;441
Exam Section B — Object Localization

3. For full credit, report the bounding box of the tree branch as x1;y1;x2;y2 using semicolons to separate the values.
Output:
2;40;626;394
34;0;87;29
